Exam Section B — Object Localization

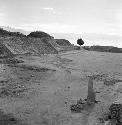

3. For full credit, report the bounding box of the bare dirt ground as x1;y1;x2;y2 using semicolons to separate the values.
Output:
0;50;122;125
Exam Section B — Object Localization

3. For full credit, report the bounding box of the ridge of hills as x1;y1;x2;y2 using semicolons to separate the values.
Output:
83;45;122;53
0;26;30;35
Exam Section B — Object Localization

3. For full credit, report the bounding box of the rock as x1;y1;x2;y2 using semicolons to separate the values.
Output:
115;82;122;93
0;41;14;58
113;97;122;104
105;103;122;124
104;80;116;86
87;77;96;104
104;121;110;125
70;103;84;113
67;86;70;89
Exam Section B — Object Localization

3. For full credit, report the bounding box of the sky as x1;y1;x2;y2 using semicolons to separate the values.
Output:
0;0;122;47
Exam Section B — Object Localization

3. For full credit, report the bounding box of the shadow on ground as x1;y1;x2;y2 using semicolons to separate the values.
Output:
0;109;27;125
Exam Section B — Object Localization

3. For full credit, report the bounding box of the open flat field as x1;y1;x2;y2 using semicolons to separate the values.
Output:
0;50;122;125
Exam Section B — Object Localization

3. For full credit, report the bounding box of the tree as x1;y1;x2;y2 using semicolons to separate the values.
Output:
77;38;84;46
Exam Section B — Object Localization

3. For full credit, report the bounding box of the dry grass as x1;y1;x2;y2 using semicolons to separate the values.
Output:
0;50;121;125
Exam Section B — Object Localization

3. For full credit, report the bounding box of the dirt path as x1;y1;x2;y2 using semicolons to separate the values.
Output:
82;113;90;125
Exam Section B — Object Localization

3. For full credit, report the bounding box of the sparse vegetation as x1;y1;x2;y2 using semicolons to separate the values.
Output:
0;58;24;64
27;31;52;38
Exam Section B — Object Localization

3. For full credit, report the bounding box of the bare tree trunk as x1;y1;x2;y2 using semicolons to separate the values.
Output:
87;77;96;105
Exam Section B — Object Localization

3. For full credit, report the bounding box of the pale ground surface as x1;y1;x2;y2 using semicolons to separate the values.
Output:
0;50;122;125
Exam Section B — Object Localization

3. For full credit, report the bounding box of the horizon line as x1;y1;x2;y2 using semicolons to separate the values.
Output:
1;25;122;37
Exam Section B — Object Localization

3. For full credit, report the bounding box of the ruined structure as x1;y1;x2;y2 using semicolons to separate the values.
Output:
87;77;96;105
0;41;14;58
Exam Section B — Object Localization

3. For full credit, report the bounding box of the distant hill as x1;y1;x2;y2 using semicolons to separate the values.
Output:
0;28;26;37
83;45;122;53
0;26;30;35
52;33;122;48
1;26;122;47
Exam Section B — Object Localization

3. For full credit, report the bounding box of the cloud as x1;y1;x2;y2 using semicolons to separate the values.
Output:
0;12;6;26
20;23;78;33
0;13;4;17
41;7;62;15
42;8;54;11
